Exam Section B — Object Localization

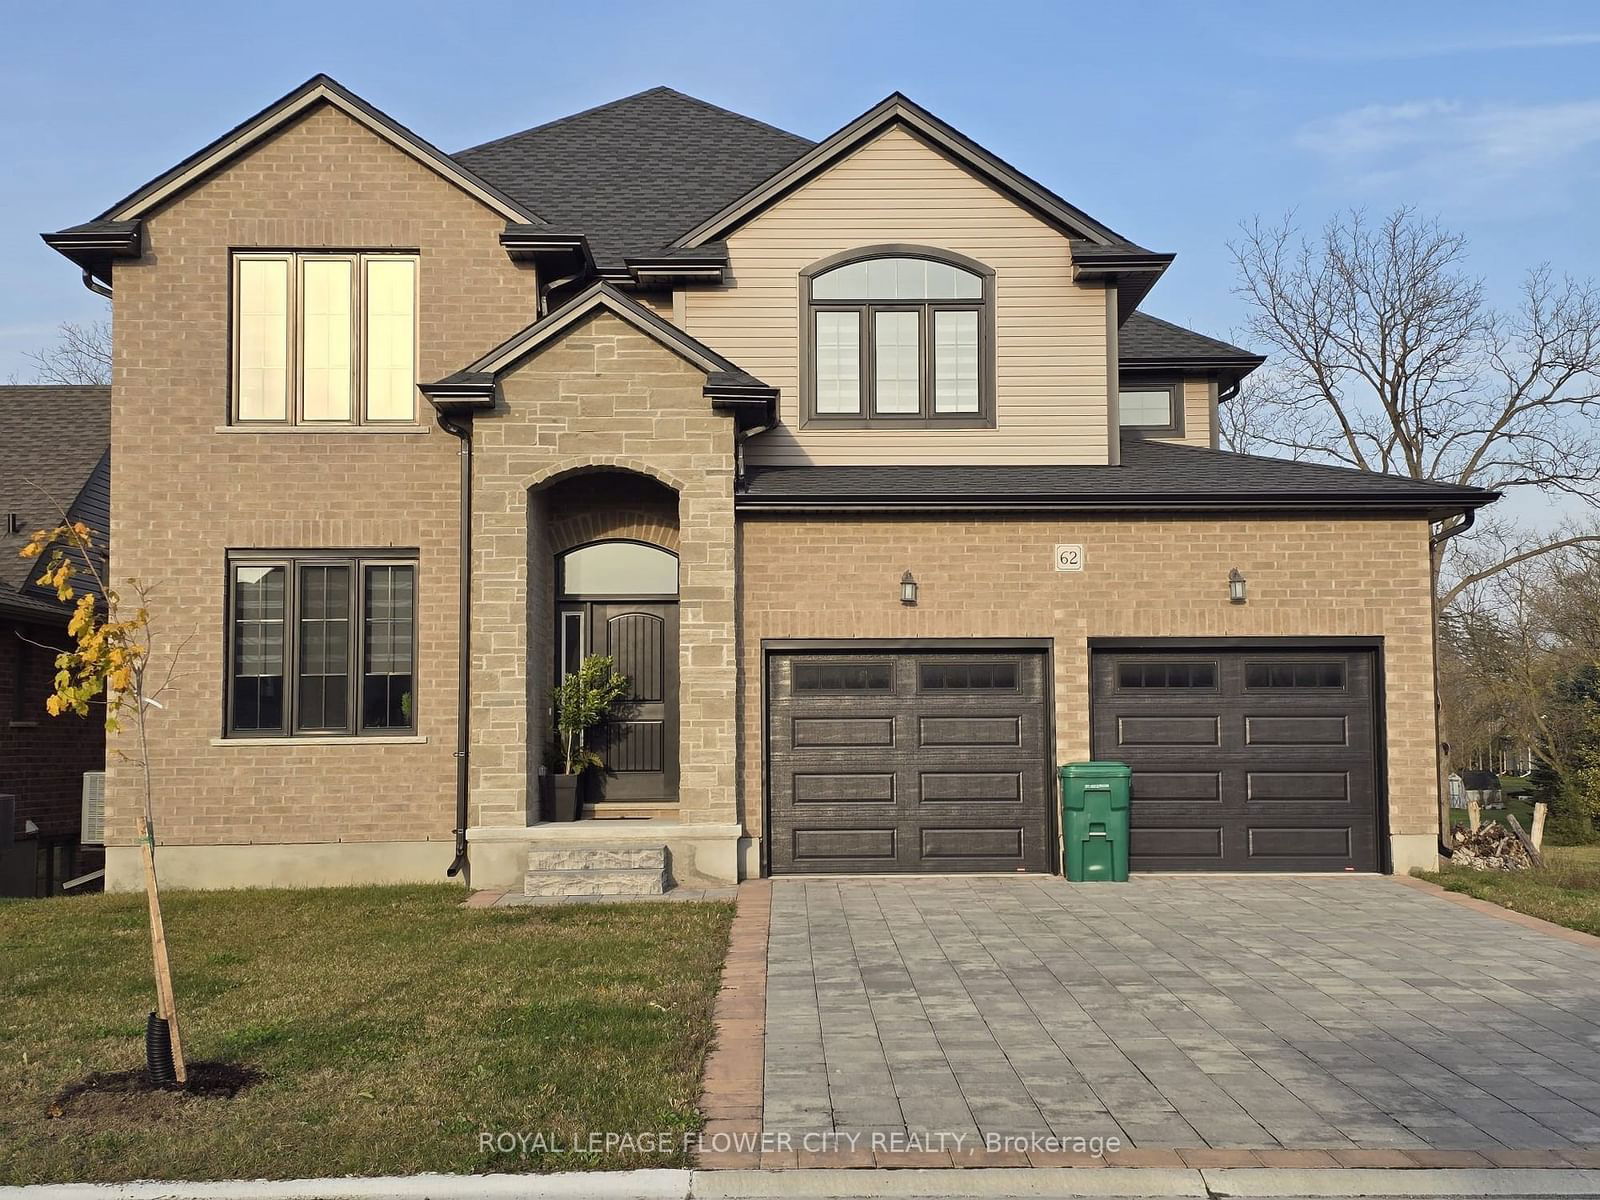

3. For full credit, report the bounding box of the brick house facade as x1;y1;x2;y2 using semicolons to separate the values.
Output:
42;77;1494;893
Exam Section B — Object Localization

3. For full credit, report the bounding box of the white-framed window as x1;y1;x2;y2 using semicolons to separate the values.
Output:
232;252;418;426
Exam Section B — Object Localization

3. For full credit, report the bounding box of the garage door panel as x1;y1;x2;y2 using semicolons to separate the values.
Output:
792;773;896;803
919;771;1023;803
1247;771;1350;803
1133;826;1225;860
1117;716;1220;746
1134;772;1223;802
921;827;1026;860
1247;826;1353;859
770;649;1051;875
1094;648;1381;873
919;715;1023;746
792;827;897;863
1245;714;1349;746
791;717;896;748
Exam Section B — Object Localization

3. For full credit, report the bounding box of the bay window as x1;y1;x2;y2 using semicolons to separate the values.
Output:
232;252;417;426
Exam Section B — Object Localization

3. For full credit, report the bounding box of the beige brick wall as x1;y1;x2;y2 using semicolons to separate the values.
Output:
737;512;1439;844
107;100;536;849
468;312;739;828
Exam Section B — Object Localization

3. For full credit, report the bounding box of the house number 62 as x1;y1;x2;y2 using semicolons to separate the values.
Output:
1054;544;1084;572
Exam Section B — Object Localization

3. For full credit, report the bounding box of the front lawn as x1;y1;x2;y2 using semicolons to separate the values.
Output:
0;885;733;1184
1447;793;1536;831
1418;845;1600;937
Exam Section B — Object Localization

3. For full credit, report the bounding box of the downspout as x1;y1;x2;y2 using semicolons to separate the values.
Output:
437;412;474;881
538;271;584;318
1427;508;1477;862
82;271;113;299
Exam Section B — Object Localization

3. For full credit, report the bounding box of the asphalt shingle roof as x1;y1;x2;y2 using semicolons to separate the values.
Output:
739;434;1496;512
0;385;110;619
455;87;814;269
1120;312;1260;364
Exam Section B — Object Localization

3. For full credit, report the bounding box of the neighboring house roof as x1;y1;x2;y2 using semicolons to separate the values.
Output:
423;282;777;429
1459;770;1502;792
738;434;1498;517
0;386;111;622
456;87;813;270
1120;313;1264;372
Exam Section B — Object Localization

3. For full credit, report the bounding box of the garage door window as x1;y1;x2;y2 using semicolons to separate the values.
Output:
793;661;892;693
918;660;1019;691
1245;661;1345;689
1117;661;1217;689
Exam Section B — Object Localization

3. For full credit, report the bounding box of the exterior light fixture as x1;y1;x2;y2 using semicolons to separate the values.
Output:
900;570;918;606
1228;567;1247;605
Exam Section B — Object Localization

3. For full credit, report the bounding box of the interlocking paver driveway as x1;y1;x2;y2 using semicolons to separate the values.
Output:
763;876;1600;1150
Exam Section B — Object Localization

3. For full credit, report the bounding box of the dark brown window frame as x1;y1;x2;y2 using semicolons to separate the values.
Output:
1244;660;1348;690
1115;659;1219;691
1116;375;1184;437
223;550;419;739
799;245;996;430
917;659;1022;693
790;658;896;694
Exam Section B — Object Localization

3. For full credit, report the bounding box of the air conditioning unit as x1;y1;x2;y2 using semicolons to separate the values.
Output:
81;772;106;846
0;794;14;850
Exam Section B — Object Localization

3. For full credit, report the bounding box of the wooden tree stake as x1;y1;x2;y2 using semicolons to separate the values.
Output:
1531;801;1548;852
1468;799;1481;833
139;811;186;1083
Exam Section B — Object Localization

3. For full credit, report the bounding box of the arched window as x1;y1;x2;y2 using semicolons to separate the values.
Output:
802;247;993;427
557;540;679;597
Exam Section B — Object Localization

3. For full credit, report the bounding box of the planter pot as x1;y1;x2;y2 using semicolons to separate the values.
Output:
549;775;582;823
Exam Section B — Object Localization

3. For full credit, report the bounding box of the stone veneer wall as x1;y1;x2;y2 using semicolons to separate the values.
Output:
468;312;740;829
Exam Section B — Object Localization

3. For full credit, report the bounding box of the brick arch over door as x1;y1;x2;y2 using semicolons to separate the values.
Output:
542;469;681;555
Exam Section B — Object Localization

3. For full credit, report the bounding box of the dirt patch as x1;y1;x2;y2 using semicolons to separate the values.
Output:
49;1063;262;1121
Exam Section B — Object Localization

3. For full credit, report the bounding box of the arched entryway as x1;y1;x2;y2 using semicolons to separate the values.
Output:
556;540;680;804
533;468;682;815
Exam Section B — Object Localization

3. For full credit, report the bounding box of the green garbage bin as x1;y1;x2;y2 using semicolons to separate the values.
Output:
1060;762;1131;882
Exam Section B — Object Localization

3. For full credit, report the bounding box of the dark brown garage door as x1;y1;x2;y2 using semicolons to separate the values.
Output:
767;650;1053;874
1091;648;1381;872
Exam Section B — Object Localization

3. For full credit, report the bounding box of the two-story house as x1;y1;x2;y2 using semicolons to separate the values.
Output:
44;77;1494;895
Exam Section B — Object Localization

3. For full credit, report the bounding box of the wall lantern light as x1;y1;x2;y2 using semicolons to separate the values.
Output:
1228;567;1247;605
900;570;918;606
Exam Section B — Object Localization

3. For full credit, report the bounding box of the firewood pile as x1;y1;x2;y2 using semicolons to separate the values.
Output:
1450;820;1534;871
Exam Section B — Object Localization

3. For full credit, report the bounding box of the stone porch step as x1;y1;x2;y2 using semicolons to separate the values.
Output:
526;844;665;871
523;843;667;897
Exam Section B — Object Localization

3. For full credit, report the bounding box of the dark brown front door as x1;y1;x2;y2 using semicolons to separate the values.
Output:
559;601;679;802
766;649;1053;874
1091;647;1381;872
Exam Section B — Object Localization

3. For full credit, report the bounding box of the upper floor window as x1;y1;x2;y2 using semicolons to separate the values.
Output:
233;252;417;426
802;248;993;428
1118;380;1181;435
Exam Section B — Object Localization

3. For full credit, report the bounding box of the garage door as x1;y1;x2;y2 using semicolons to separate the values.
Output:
1091;648;1381;872
767;649;1053;874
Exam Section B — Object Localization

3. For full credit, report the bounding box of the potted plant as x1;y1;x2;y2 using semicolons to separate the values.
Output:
550;654;630;822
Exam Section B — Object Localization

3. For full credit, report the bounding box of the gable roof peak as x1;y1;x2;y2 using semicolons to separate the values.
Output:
673;88;1138;251
88;73;544;226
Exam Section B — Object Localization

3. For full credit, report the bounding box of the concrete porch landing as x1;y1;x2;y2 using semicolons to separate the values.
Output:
466;820;744;891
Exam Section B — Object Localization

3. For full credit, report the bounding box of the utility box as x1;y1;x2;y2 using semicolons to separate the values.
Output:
1060;762;1131;882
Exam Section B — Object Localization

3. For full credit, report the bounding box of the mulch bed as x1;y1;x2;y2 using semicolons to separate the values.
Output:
49;1063;262;1122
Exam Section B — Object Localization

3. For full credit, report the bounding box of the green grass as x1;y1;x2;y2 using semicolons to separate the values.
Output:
1418;845;1600;936
1448;793;1537;831
0;885;733;1184
1499;775;1534;797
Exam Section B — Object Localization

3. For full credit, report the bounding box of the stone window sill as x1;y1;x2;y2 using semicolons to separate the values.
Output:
209;735;428;747
212;424;430;436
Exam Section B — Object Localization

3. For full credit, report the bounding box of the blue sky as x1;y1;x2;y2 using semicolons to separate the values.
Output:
5;0;1600;381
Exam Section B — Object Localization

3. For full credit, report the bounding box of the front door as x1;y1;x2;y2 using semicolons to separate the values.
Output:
558;600;679;803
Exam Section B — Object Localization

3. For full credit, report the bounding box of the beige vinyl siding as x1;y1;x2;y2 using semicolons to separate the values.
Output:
1177;376;1216;449
682;126;1110;466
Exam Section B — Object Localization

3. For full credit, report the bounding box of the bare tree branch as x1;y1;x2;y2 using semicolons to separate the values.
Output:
11;317;111;386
